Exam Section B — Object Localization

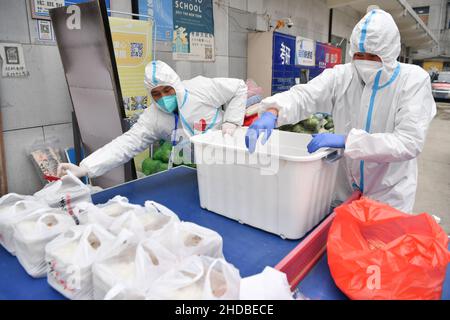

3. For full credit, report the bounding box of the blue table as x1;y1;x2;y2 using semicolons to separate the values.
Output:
0;166;301;299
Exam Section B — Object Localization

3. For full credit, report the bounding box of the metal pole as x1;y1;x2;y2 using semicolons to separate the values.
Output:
0;110;8;195
107;9;152;19
328;8;333;44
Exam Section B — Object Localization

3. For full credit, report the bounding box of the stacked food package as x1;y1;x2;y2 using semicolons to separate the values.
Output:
0;173;242;300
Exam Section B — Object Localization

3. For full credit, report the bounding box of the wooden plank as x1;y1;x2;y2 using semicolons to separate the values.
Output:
0;110;8;195
275;191;362;290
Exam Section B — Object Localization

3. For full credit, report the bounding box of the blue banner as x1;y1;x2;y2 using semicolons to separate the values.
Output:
272;32;298;94
138;0;173;42
271;33;342;94
172;0;215;61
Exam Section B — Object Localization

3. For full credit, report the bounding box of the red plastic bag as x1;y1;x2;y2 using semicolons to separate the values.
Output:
328;197;450;300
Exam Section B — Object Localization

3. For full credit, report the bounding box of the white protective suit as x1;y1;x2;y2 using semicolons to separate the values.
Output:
259;9;436;212
80;60;247;178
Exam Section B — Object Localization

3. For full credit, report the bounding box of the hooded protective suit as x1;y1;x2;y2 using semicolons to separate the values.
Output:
80;60;247;178
259;9;436;212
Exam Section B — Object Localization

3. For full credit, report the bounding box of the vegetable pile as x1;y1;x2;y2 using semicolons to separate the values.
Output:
141;141;196;176
278;112;334;134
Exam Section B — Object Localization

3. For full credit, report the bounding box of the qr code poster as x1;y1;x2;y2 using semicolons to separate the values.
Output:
111;29;148;66
173;30;215;61
109;17;153;119
0;43;29;78
172;0;215;61
37;20;54;41
5;47;19;65
130;42;144;58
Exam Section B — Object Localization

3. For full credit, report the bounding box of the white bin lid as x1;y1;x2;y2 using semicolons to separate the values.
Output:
190;128;336;162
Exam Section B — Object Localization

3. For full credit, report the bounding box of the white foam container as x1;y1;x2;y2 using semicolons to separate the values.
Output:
190;128;340;240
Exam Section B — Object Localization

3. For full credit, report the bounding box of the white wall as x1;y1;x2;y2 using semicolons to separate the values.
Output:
0;0;358;194
0;0;74;194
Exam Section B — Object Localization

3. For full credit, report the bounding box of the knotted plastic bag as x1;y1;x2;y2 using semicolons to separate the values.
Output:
93;238;178;300
159;221;223;259
45;224;118;300
75;196;143;229
0;196;47;254
33;171;92;210
328;197;450;300
108;201;180;239
146;255;240;300
13;208;75;278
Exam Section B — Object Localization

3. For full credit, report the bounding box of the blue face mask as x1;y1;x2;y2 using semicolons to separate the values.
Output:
156;94;178;113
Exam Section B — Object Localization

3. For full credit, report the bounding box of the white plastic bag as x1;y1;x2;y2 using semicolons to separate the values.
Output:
98;196;141;217
13;208;76;278
69;201;98;225
0;193;34;211
92;242;138;300
239;267;294;300
161;222;223;259
104;284;146;300
202;257;241;300
93;238;178;300
0;198;47;254
45;224;117;300
108;201;180;239
85;196;142;229
147;256;240;300
34;171;92;210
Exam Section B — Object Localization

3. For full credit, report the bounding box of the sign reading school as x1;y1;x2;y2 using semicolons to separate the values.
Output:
172;0;215;61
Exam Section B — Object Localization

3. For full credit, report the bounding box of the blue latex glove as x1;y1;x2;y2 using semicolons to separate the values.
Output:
307;133;346;153
245;112;278;153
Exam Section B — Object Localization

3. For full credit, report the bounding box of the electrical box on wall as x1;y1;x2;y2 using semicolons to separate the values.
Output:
248;12;269;32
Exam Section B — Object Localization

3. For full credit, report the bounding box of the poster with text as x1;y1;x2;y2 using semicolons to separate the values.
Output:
271;32;298;94
30;0;65;20
138;0;173;42
172;0;215;61
295;36;315;67
109;17;153;174
315;42;342;70
30;0;111;19
37;20;54;41
109;17;153;121
0;43;29;78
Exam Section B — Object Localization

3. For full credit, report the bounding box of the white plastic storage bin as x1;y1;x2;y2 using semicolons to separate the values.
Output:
190;128;340;240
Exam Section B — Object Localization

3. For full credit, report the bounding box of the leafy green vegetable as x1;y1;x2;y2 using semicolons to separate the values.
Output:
142;158;162;175
277;112;335;134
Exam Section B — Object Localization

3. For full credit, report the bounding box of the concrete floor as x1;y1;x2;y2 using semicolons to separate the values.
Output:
413;102;450;234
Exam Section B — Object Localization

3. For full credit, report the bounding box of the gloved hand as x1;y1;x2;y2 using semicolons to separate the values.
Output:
245;112;278;153
57;163;88;178
307;133;346;153
221;122;238;136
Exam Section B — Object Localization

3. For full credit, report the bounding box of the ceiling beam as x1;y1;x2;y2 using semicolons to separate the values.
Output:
403;33;430;42
409;41;435;50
